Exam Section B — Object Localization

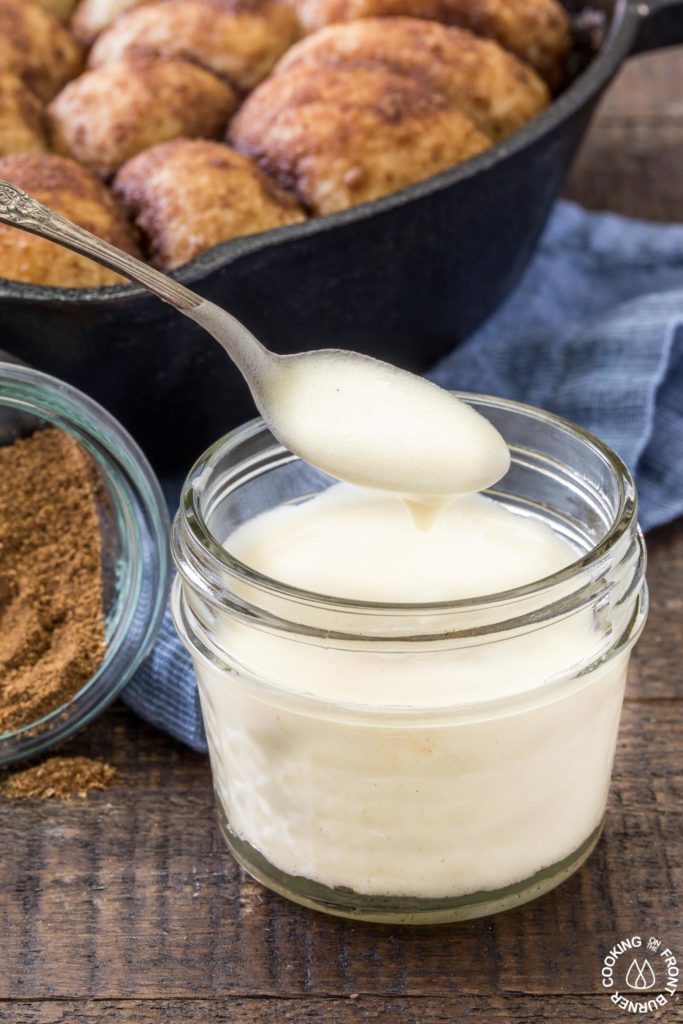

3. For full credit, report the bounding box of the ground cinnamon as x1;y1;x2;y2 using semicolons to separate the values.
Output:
0;756;116;799
0;426;106;733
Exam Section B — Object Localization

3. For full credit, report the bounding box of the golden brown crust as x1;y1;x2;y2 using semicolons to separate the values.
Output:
0;72;47;156
0;0;83;102
32;0;78;24
291;0;570;89
47;58;239;178
275;18;550;142
0;153;141;287
70;0;146;45
89;0;301;92
229;62;491;214
113;137;305;268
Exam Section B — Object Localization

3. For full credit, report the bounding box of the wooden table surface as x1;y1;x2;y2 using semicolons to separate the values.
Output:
3;47;683;1024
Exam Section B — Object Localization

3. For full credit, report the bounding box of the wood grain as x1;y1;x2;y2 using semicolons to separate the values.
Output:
565;48;683;220
2;996;678;1024
4;995;676;1024
1;699;680;1002
1;42;683;1024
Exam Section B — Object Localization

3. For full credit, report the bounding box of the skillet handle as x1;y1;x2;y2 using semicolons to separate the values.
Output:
632;0;683;53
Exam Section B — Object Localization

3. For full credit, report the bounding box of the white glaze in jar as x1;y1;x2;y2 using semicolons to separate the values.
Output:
172;397;647;921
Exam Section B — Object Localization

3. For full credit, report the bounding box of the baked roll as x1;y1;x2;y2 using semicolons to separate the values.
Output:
291;0;570;89
113;138;305;268
32;0;78;23
0;0;83;102
275;18;550;142
48;58;239;178
89;0;301;92
70;0;147;45
229;62;491;214
0;153;140;287
0;72;47;156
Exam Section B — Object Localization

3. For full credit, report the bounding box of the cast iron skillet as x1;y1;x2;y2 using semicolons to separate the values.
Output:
1;0;682;474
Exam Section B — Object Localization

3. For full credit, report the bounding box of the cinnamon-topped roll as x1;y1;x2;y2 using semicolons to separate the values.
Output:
275;18;550;142
290;0;570;89
48;58;239;178
229;61;491;214
113;138;305;268
89;0;301;92
0;153;140;286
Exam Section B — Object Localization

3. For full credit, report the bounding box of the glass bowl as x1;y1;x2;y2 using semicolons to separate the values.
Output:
0;361;170;766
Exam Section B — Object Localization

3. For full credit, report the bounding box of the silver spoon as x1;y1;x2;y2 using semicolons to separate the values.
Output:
0;180;510;498
0;180;272;385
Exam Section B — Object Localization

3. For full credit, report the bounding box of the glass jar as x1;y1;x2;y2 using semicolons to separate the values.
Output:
0;361;170;765
172;395;647;924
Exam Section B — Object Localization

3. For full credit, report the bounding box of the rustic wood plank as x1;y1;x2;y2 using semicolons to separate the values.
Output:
589;48;683;123
565;49;683;220
565;122;683;221
629;522;683;699
0;994;675;1024
0;693;680;1001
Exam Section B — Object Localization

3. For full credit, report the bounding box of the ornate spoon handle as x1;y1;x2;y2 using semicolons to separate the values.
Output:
0;179;275;382
0;179;202;312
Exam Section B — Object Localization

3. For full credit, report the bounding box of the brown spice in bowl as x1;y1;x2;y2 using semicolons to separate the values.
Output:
0;755;116;799
0;426;106;734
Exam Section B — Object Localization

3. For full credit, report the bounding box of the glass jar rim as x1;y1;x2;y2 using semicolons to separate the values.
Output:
176;393;638;616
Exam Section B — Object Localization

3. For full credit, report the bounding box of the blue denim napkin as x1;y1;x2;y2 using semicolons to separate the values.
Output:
122;200;683;751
